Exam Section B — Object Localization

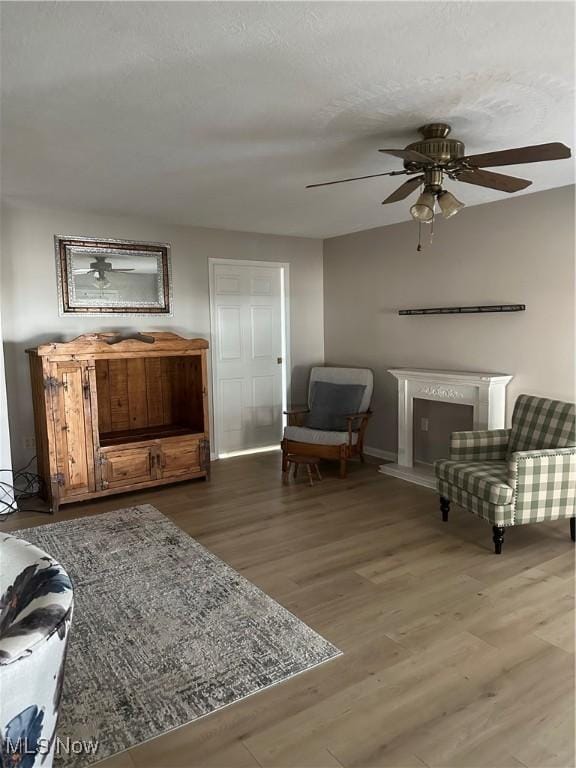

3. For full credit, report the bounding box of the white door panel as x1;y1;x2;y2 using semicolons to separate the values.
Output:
215;274;241;294
217;306;242;360
211;262;286;455
252;375;276;427
251;276;273;295
220;378;244;451
251;306;274;359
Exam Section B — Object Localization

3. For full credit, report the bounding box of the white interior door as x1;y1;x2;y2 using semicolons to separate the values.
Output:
211;261;287;456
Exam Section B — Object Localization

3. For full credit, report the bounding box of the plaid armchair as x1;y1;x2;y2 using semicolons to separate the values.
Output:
435;394;575;553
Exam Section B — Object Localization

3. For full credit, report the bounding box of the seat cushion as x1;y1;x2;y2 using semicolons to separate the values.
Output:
437;479;514;527
508;395;575;457
306;381;366;430
435;459;513;505
284;425;358;446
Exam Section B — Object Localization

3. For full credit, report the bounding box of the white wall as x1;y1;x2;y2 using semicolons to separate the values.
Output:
1;202;324;469
323;186;576;456
0;273;15;513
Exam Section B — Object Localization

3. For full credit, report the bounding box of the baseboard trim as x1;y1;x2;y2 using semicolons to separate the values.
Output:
378;462;437;490
364;446;397;463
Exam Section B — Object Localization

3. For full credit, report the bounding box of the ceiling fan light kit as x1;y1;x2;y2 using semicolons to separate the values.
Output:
308;123;571;249
437;189;465;219
410;190;436;222
94;275;111;289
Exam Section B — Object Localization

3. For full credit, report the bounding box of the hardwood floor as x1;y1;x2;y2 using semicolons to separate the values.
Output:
4;453;574;768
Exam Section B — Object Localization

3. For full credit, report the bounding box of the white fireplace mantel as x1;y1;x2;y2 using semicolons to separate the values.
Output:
379;368;513;488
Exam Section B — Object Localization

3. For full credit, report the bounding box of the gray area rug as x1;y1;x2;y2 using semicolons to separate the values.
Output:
15;504;341;767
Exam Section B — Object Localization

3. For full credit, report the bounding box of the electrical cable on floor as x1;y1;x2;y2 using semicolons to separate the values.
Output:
0;456;49;518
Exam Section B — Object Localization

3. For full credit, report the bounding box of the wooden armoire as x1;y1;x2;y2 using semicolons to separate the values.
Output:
27;332;210;512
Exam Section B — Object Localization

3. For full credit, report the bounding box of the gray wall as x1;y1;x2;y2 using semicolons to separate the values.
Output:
1;203;324;468
323;186;575;457
3;186;574;469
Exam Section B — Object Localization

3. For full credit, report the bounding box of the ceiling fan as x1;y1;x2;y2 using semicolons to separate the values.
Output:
307;123;571;230
73;255;134;289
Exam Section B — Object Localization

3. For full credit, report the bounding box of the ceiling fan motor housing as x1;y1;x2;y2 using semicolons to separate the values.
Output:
405;123;465;169
90;258;113;271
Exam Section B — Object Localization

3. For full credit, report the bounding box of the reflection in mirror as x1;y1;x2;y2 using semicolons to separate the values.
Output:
55;237;172;315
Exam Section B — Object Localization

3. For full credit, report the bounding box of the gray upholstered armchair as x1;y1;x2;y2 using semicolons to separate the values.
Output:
435;394;575;553
281;366;373;478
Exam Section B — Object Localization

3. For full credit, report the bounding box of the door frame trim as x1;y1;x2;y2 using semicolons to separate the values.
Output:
208;258;291;459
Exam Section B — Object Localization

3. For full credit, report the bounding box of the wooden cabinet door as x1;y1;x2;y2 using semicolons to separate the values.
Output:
101;446;156;489
157;437;201;480
50;362;96;498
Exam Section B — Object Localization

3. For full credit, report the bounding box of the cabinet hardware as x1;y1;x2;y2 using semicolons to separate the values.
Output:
43;376;62;392
51;473;65;487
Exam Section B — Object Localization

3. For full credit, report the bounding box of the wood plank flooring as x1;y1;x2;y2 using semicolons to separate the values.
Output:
4;453;574;768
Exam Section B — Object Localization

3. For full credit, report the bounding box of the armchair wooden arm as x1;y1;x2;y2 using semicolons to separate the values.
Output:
283;406;309;427
346;411;372;449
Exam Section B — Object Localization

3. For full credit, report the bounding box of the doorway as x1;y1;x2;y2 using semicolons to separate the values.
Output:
209;259;290;458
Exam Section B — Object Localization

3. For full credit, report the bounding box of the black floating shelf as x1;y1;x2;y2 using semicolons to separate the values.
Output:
399;304;526;316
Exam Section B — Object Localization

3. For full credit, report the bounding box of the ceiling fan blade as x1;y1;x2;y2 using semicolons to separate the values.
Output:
108;268;136;272
381;176;424;204
378;148;433;164
463;142;571;168
456;169;532;193
306;170;404;188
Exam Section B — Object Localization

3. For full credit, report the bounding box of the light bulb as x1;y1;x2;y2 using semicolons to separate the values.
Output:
437;189;465;219
410;190;435;223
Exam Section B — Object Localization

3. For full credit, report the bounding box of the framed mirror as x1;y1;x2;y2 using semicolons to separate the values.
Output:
55;235;172;315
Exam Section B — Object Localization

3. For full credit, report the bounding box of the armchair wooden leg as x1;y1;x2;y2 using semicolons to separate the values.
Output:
281;441;288;473
571;517;575;542
492;526;505;555
440;496;450;522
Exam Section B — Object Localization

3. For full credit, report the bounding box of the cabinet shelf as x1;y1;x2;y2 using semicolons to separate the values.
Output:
99;424;203;448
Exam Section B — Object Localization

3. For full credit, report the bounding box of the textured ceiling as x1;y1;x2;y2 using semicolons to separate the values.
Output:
1;2;574;238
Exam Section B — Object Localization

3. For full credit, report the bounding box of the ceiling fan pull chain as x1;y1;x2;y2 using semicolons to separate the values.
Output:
417;221;423;252
430;215;435;245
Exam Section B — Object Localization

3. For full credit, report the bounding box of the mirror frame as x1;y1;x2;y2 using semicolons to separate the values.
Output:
55;235;173;315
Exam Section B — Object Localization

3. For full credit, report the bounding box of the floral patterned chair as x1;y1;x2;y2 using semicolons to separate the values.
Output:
435;394;575;553
0;533;73;768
